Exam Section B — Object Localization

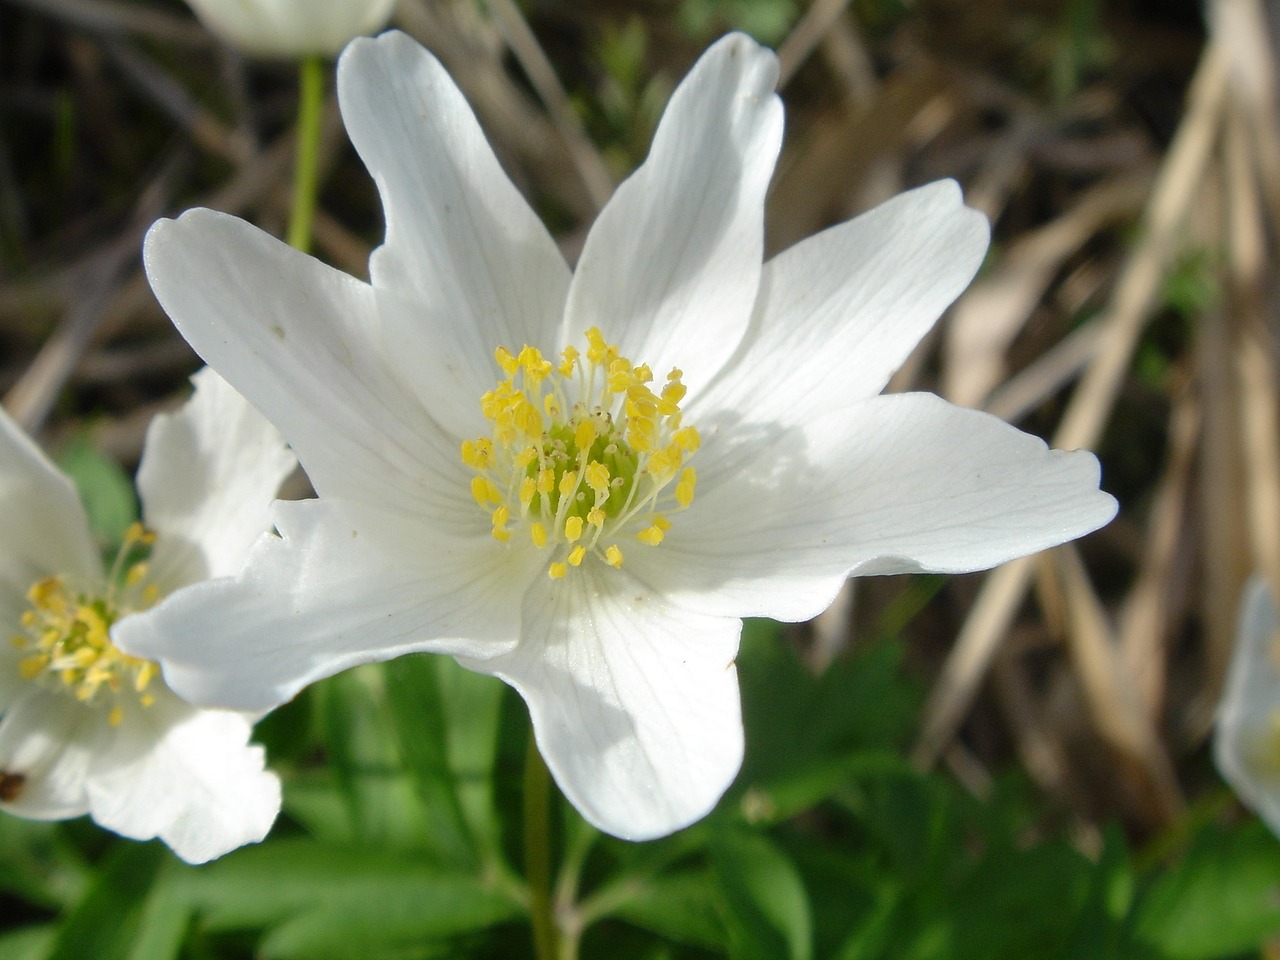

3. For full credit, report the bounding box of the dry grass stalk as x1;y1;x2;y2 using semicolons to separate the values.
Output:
913;41;1230;770
1117;386;1199;723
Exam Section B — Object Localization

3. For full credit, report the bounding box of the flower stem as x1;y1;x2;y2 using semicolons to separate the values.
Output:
525;732;559;960
287;55;324;253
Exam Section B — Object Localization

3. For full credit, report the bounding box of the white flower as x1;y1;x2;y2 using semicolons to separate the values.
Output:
131;31;1117;841
1216;575;1280;834
0;369;293;863
183;0;397;59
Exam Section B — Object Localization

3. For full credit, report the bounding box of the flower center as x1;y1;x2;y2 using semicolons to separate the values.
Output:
10;523;162;727
462;327;699;579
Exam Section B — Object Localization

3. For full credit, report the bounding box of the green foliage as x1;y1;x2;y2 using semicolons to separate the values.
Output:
6;615;1280;959
676;0;799;45
1135;821;1280;958
57;434;138;553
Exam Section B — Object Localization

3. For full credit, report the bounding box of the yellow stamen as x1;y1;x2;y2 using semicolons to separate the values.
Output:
461;329;700;578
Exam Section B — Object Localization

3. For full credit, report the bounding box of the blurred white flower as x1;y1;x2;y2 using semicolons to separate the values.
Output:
1216;575;1280;834
184;0;397;59
0;369;293;863
134;31;1117;841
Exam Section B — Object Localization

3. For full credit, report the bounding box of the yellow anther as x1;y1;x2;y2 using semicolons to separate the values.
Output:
19;655;47;680
575;419;597;452
108;706;124;727
647;446;683;484
559;345;579;377
587;507;606;528
548;562;568;580
517;346;552;382
29;578;60;607
673;426;700;453
676;468;697;508
584;461;610;493
531;522;548;548
568;546;586;567
125;563;148;588
537;468;555;495
559;470;580;499
135;662;156;693
495;345;518;375
512;397;542;438
461;438;493;469
564;516;584;542
605;545;624;568
585;327;609;363
471;476;501;507
519;476;537;509
491;505;512;542
637;525;665;546
124;521;156;547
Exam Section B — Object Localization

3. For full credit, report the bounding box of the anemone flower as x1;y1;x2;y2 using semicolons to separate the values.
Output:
183;0;397;59
1216;575;1280;836
132;31;1117;841
0;369;291;862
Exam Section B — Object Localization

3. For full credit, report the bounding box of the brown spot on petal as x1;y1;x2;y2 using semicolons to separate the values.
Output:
0;771;25;801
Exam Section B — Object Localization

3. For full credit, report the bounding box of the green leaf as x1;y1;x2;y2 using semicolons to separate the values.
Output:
0;925;55;960
314;667;434;849
734;622;919;819
434;656;507;853
56;434;137;551
45;841;166;960
382;654;478;865
177;839;521;955
125;860;194;960
258;874;519;959
948;840;1094;960
604;870;727;949
1135;819;1280;958
0;817;90;908
711;828;813;960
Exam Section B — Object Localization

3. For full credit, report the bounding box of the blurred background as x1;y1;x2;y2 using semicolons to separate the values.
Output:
3;0;1280;958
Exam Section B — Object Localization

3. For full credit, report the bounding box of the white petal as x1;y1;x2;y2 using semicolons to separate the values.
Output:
184;0;396;58
0;404;100;616
467;564;743;840
562;32;783;390
144;210;480;541
1215;575;1280;834
692;180;989;419
339;32;571;437
113;499;532;713
0;690;99;820
85;692;279;864
632;392;1117;621
138;368;296;592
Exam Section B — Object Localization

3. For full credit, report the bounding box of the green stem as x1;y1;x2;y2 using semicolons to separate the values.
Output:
287;55;324;253
525;733;559;960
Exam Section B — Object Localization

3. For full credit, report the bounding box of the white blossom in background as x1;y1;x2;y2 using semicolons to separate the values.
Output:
0;369;292;863
183;0;397;59
1216;575;1280;835
132;31;1117;841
